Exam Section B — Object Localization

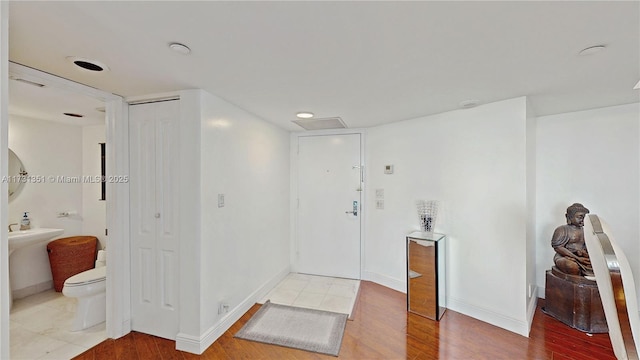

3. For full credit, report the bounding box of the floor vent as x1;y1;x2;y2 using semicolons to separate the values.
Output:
292;117;347;131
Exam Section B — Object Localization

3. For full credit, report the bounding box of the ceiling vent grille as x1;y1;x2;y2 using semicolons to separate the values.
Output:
292;117;347;131
9;76;45;88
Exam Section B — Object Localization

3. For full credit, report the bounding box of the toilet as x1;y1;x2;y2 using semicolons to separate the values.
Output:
62;250;106;331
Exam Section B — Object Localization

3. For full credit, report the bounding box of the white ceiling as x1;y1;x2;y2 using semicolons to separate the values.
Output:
9;77;105;126
7;1;640;131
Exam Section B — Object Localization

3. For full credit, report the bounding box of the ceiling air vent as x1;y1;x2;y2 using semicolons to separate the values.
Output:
9;76;45;88
292;117;347;131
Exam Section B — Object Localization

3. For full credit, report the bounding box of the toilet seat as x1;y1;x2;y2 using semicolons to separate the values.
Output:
64;266;106;287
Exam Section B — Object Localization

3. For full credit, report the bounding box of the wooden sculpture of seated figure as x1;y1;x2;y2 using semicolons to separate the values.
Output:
544;202;606;333
552;203;594;277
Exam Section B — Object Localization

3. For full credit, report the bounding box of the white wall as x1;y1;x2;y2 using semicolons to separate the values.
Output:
525;98;537;328
536;103;640;303
8;115;83;295
199;90;290;326
177;91;202;342
364;97;531;335
82;125;106;249
176;90;290;353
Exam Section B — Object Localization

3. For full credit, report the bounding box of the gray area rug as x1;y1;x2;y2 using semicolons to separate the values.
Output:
235;300;348;356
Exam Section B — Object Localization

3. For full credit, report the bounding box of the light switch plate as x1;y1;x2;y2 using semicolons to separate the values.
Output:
376;200;384;209
375;189;384;198
218;194;225;208
384;165;394;174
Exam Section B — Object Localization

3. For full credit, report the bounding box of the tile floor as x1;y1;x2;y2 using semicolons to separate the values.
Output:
259;272;360;318
10;289;107;360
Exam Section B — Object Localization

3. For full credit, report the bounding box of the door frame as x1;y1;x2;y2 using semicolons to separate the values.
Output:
3;63;131;342
290;129;367;279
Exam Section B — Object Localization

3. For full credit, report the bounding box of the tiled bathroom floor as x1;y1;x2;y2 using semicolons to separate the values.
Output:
10;290;107;360
259;272;360;318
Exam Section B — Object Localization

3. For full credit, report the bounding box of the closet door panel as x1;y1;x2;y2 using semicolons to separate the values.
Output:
134;117;156;236
155;100;179;313
156;102;178;238
129;100;180;340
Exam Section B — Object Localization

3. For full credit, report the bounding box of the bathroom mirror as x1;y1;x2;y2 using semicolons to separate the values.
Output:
8;149;28;201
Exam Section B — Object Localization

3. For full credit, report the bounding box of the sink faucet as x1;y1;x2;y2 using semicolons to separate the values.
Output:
8;223;19;232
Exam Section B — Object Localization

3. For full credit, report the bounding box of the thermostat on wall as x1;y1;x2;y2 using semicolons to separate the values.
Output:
384;165;394;174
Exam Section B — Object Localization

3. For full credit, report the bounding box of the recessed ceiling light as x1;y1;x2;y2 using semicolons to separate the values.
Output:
578;45;606;56
459;99;480;109
634;80;640;90
63;112;84;118
66;56;110;72
296;112;314;119
169;42;191;55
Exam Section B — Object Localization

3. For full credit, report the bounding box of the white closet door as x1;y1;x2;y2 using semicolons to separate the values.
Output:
129;100;180;340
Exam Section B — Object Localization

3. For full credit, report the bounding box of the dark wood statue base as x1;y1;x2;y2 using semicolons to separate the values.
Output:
543;266;608;333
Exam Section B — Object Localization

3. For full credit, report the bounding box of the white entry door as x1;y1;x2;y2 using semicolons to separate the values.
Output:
297;134;362;279
129;100;179;340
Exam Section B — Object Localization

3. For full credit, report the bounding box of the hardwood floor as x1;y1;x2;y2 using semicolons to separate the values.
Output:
73;281;614;359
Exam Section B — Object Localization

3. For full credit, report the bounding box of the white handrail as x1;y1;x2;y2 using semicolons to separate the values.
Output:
584;214;639;360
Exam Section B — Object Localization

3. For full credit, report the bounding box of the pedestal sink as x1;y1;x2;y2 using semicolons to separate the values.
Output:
8;228;64;256
7;228;64;309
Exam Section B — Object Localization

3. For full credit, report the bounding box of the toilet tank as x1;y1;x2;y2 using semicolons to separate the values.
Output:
95;249;106;268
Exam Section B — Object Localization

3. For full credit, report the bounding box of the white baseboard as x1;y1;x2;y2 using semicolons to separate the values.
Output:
175;266;290;354
12;280;53;299
447;296;529;337
174;332;202;354
362;270;405;293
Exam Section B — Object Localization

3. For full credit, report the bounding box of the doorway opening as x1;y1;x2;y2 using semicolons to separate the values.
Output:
4;62;127;358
